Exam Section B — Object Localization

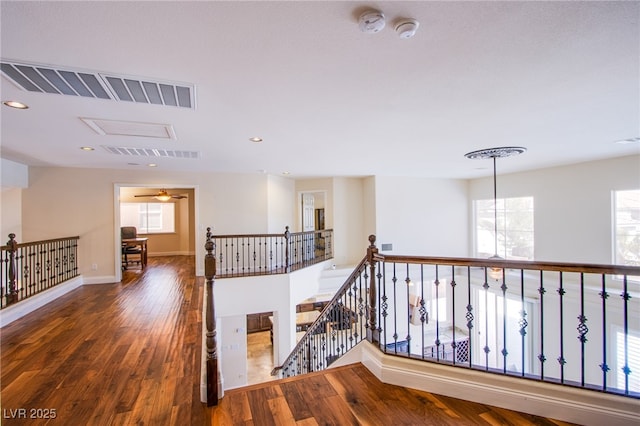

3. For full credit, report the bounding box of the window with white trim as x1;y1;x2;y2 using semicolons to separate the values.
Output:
613;189;640;266
474;196;534;260
120;202;175;234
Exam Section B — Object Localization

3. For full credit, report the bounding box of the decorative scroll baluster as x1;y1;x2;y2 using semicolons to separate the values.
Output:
450;265;457;364
538;271;546;379
557;272;566;383
483;268;490;371
434;266;441;361
284;226;290;272
204;227;219;406
466;266;474;368
5;234;18;305
577;273;589;387
599;274;610;390
500;273;508;373
621;275;631;395
366;235;379;344
519;270;528;377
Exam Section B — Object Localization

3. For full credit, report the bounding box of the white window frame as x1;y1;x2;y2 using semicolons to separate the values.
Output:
121;202;175;234
612;189;640;267
473;196;534;261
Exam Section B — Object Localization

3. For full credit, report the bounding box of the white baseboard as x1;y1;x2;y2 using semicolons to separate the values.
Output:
148;251;194;257
82;275;117;285
0;276;83;327
331;341;640;426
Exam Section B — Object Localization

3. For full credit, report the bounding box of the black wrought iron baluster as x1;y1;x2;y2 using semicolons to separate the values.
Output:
420;264;426;360
538;271;546;379
519;269;528;377
577;273;589;387
466;266;473;368
450;265;457;365
621;275;631;395
599;274;609;390
379;262;388;351
405;264;412;356
557;271;566;383
435;265;441;361
23;246;31;297
501;270;508;373
347;281;354;350
483;268;490;371
391;263;398;353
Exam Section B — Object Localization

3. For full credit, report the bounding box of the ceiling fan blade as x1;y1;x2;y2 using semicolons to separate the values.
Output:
134;194;157;197
171;195;188;199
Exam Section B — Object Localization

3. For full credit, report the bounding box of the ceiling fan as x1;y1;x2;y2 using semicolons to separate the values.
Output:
134;189;187;201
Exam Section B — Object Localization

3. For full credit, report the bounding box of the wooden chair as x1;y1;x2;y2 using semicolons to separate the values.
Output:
121;226;142;269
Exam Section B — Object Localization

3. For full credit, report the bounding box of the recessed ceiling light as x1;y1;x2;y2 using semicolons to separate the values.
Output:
282;171;290;175
3;100;28;109
147;163;158;167
80;146;95;151
615;137;640;144
249;137;263;143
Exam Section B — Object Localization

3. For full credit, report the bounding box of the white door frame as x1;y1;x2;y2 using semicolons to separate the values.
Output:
113;183;201;281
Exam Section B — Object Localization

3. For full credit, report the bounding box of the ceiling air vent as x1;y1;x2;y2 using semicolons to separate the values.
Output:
1;60;195;109
101;146;200;159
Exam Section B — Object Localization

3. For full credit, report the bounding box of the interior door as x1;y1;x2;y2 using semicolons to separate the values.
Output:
302;194;315;232
301;194;315;261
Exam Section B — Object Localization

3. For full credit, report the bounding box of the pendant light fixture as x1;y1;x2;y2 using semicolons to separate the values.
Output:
465;147;527;280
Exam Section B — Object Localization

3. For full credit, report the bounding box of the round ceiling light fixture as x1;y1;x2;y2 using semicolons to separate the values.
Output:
395;19;420;39
359;10;385;34
3;100;29;109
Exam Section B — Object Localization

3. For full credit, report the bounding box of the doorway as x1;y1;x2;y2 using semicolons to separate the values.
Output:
114;184;199;281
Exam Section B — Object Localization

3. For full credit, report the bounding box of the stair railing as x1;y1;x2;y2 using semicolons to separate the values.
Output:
0;234;79;309
274;235;640;399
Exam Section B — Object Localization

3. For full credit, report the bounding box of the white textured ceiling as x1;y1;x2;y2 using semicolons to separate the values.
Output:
1;1;638;179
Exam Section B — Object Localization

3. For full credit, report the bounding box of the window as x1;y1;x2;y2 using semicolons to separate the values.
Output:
120;202;175;234
474;196;534;260
613;189;640;266
616;330;640;393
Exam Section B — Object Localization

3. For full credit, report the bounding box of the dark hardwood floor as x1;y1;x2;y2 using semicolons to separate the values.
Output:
1;256;576;425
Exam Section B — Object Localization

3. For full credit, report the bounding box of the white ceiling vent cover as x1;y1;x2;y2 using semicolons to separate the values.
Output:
101;146;200;159
81;118;177;139
1;60;195;109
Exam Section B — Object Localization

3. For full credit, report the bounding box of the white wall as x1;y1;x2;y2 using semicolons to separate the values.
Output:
332;177;366;266
267;175;295;233
468;155;640;264
214;261;328;389
1;158;28;188
0;158;28;242
1;188;22;243
21;167;276;280
373;176;469;256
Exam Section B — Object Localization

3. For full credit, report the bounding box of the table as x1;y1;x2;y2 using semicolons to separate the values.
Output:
122;237;148;269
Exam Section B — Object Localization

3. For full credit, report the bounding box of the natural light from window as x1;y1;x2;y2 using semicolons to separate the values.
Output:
613;189;640;266
121;202;175;234
474;196;534;260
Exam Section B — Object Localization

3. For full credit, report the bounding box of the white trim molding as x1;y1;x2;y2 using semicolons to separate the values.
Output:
0;276;83;327
331;341;640;426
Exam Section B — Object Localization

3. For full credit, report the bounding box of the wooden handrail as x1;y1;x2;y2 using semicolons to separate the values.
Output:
372;253;640;276
274;234;640;399
1;235;80;250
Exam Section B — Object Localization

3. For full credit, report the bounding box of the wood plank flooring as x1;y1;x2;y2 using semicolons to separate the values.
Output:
1;256;205;425
211;363;576;426
1;255;576;425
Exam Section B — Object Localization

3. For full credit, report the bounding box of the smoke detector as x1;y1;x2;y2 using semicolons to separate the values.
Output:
359;10;385;34
395;19;419;39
